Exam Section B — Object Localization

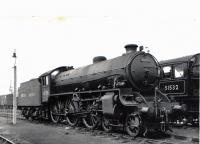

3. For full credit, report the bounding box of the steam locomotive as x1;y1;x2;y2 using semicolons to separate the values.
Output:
159;53;199;126
18;44;180;137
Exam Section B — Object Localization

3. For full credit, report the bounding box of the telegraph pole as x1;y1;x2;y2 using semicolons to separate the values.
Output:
12;50;17;124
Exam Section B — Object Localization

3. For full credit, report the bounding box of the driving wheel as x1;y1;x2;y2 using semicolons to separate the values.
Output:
50;101;62;123
65;99;79;126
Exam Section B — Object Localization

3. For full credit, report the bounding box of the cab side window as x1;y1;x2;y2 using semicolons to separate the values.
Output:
174;63;186;78
162;66;172;78
51;70;59;79
46;76;49;85
42;76;49;86
42;77;45;86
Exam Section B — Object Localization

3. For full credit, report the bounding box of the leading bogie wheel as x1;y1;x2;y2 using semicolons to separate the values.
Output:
102;116;112;132
125;114;141;137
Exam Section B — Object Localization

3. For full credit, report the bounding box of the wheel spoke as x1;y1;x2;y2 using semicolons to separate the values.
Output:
91;116;96;126
82;102;99;129
65;99;78;126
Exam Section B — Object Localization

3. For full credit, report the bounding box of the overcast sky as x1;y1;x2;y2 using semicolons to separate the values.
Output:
0;0;199;94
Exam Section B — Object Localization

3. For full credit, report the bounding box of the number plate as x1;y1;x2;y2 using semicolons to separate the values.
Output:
159;80;185;94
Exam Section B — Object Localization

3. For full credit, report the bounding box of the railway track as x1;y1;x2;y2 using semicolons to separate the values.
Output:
0;109;23;120
67;126;198;144
0;135;15;144
37;120;198;144
0;110;198;144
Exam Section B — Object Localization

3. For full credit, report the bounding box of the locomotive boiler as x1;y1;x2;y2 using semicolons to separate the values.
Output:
19;44;179;137
53;44;158;93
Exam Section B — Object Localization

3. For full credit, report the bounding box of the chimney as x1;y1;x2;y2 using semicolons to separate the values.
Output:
124;44;138;53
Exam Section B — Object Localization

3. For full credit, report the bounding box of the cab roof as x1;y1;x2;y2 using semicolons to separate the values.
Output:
159;53;200;65
39;66;73;77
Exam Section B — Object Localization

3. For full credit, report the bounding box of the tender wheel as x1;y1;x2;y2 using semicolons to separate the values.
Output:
65;99;79;126
102;116;112;132
125;114;141;137
82;111;99;129
50;101;61;123
23;108;29;119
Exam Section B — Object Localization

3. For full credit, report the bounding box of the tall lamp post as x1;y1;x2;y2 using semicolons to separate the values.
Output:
12;50;17;124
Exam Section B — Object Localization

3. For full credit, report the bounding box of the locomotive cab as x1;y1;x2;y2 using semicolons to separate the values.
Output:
39;66;73;103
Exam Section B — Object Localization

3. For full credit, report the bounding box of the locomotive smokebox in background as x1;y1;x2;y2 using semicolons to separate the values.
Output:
124;44;138;53
93;56;107;63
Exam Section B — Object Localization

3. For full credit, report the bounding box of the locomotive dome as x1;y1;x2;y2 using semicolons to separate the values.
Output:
93;56;107;63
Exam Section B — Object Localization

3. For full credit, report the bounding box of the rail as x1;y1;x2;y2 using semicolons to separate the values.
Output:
0;135;15;144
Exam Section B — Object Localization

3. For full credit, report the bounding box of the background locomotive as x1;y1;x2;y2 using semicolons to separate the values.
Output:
0;94;13;109
18;44;179;137
159;53;199;126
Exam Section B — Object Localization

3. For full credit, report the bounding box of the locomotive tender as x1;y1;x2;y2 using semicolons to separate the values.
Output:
159;53;200;125
18;44;180;137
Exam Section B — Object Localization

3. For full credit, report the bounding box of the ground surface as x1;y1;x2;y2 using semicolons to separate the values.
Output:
0;117;199;144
